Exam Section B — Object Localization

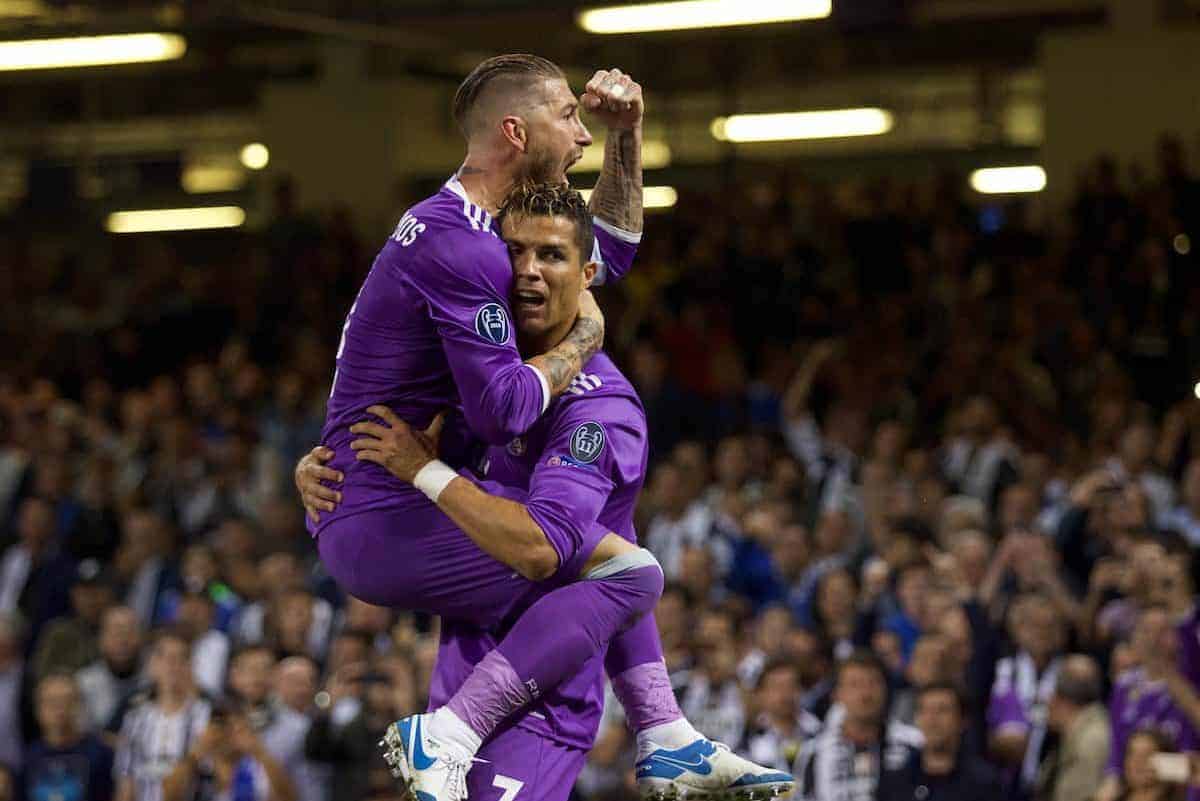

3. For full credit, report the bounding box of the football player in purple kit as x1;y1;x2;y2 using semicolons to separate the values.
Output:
302;53;667;801
298;185;795;800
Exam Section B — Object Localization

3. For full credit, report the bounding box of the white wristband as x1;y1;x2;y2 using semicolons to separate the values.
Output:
412;460;458;503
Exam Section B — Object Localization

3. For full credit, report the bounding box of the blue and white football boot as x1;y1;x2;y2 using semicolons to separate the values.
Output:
378;713;473;801
636;738;795;800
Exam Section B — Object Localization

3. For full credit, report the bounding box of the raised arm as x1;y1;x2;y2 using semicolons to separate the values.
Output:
582;69;644;237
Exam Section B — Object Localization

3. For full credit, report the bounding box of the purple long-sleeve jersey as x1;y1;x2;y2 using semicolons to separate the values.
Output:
430;352;649;750
1107;609;1200;777
1107;666;1198;774
306;176;639;537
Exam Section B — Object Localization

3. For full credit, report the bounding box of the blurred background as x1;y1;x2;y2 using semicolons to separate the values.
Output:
4;1;1200;800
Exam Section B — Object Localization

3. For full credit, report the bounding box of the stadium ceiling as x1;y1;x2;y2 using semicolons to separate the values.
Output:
0;0;1182;210
0;0;1106;123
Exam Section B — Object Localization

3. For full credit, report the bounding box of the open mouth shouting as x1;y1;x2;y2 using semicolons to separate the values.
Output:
514;287;547;317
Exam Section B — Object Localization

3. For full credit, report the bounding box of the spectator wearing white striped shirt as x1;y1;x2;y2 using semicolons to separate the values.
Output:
114;629;211;801
794;650;923;801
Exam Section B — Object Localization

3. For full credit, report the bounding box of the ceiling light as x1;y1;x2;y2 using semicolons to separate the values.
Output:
711;108;894;142
106;206;245;234
182;164;246;194
578;0;830;34
240;143;270;170
571;140;671;173
969;166;1046;194
579;186;677;209
0;33;186;72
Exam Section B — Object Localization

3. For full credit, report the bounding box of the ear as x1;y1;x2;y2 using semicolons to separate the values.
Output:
582;260;598;288
500;116;528;153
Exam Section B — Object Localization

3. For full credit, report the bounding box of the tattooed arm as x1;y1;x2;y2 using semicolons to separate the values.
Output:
526;290;605;395
581;68;644;234
589;127;643;234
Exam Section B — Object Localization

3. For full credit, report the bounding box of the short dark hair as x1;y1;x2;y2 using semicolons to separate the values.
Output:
497;182;595;264
755;657;800;691
1055;655;1103;706
230;643;275;665
835;649;886;687
915;681;967;715
37;670;80;697
149;625;191;654
453;54;566;138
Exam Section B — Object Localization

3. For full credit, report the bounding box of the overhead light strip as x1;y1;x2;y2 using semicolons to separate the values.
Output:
578;0;831;34
579;186;678;209
970;166;1046;194
0;33;186;72
712;108;894;142
106;206;245;234
571;140;671;173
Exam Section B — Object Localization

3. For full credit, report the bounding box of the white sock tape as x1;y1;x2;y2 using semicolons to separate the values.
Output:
412;460;458;503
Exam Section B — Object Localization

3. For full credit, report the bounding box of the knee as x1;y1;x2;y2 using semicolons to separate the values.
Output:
627;552;664;618
589;547;664;612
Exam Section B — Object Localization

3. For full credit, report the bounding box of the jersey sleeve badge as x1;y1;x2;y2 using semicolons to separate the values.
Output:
475;303;510;344
569;421;606;464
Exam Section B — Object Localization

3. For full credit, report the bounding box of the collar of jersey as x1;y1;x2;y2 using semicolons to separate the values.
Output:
444;174;469;201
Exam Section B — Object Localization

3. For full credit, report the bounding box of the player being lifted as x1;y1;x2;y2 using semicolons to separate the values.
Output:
301;184;795;800
301;55;792;799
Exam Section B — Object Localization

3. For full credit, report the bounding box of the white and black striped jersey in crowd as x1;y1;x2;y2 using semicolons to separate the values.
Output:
782;413;860;517
678;674;747;752
744;711;824;773
114;695;212;801
792;717;924;801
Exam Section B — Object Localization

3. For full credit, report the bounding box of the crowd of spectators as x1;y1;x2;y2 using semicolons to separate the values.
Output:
1;132;1200;801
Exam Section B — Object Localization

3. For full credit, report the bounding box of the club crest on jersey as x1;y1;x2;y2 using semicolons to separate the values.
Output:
475;303;510;345
569;421;605;464
506;437;526;456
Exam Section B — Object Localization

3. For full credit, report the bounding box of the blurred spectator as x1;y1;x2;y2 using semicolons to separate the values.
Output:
744;659;820;772
737;606;793;688
0;763;12;801
225;646;318;801
273;658;317;717
1098;606;1200;801
232;555;331;660
175;593;229;698
678;608;745;749
1109;421;1175;520
77;606;143;734
877;683;1000;801
31;560;117;681
794;650;923;801
1107;730;1187;801
940;396;1018;513
892;634;955;725
157;546;241;634
986;593;1067;795
0;498;75;647
1162;456;1200;541
644;463;717;582
161;704;296;801
1038;654;1111;801
304;655;416;801
0;613;26;771
781;341;859;518
113;630;211;801
113;510;178;629
22;673;114;801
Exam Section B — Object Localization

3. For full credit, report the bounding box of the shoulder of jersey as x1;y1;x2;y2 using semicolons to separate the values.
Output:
559;353;642;409
395;183;500;241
